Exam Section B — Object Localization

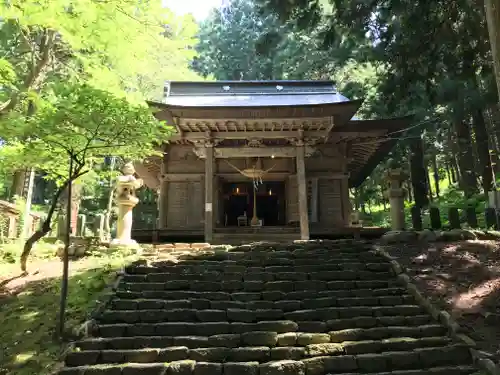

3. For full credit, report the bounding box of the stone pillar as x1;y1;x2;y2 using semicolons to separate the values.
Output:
111;162;143;248
204;142;214;242
116;204;134;243
386;169;407;231
296;142;310;240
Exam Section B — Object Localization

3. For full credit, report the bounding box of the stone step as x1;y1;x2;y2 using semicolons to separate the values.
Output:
57;240;478;375
325;367;476;375
122;270;394;285
66;341;463;367
109;294;416;311
63;344;472;372
114;287;408;301
168;256;387;265
116;279;402;296
127;259;389;275
59;364;478;375
96;305;426;324
95;321;300;337
118;275;395;293
76;334;450;351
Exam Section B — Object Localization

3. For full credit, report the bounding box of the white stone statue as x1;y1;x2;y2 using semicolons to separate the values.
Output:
110;162;143;248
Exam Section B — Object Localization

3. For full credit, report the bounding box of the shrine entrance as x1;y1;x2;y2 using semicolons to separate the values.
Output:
222;181;286;227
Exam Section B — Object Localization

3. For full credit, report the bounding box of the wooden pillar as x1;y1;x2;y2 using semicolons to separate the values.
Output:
340;174;351;226
158;153;168;229
204;143;214;242
213;175;220;227
157;181;167;228
309;177;319;223
296;143;310;240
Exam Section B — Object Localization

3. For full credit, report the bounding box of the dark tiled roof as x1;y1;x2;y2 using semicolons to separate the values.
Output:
163;80;351;107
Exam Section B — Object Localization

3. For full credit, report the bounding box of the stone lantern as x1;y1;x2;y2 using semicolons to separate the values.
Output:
385;168;407;231
110;162;143;248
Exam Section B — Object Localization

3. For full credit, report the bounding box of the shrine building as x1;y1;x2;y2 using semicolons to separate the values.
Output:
134;80;411;243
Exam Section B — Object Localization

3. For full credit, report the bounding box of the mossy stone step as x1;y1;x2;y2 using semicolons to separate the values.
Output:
325;366;476;375
108;295;416;312
95;321;299;337
126;259;389;275
64;345;472;372
58;240;478;375
58;363;478;375
116;279;403;297
77;334;451;353
122;266;393;283
114;286;408;302
96;304;426;324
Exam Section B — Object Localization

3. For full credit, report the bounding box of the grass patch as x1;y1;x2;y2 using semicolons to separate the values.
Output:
366;176;500;229
0;246;138;375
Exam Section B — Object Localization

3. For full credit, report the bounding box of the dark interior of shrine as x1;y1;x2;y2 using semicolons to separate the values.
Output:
222;181;286;226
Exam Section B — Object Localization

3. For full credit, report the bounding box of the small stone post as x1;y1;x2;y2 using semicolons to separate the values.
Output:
95;213;106;242
110;162;143;248
386;169;407;231
57;214;67;239
76;214;86;236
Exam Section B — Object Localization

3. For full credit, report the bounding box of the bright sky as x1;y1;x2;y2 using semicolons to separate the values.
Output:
163;0;223;20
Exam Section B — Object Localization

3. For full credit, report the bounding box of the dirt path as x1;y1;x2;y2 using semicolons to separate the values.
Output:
0;259;101;298
381;240;500;363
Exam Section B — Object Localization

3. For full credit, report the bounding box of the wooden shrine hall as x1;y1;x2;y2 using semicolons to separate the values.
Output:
133;80;411;243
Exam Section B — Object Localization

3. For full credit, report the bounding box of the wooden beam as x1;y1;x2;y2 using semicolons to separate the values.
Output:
217;172;291;181
161;171;350;181
168;131;329;142
167;130;385;143
161;173;203;181
214;147;297;158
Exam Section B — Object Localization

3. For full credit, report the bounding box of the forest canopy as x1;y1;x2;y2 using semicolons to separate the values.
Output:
2;0;500;223
192;0;500;211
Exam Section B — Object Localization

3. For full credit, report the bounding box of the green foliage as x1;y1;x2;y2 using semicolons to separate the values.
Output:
192;0;364;81
0;0;200;108
1;82;171;184
257;0;499;205
0;250;139;375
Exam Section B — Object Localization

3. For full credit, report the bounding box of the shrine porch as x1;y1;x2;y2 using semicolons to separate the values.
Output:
131;226;389;245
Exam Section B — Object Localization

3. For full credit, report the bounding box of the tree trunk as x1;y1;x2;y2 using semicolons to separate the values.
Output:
431;153;440;197
485;108;500;173
446;163;452;185
426;166;434;202
453;119;478;197
409;138;429;208
406;181;413;203
472;106;494;195
10;170;27;199
20;169;88;272
447;128;462;185
451;157;460;183
484;0;500;98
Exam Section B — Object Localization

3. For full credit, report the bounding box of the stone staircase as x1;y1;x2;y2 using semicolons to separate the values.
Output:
59;240;479;375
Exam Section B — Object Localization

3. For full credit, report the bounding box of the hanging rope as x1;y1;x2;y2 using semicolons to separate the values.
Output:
224;159;276;190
